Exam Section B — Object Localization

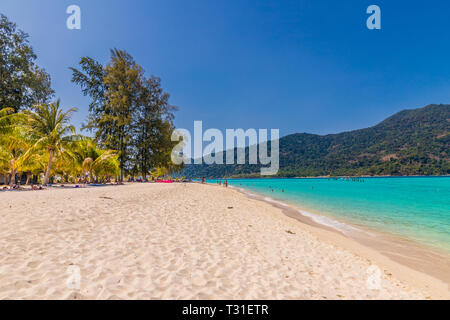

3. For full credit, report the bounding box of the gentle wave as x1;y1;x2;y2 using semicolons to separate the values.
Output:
225;177;450;253
236;187;362;235
263;197;289;207
296;209;361;234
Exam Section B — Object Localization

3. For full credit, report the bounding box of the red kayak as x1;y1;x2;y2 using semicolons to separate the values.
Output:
156;180;173;183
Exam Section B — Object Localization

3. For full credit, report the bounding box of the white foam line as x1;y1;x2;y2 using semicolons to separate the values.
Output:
263;197;289;207
232;185;362;235
263;195;361;234
297;209;361;234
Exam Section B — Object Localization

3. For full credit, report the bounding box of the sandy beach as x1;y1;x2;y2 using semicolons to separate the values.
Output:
0;183;448;300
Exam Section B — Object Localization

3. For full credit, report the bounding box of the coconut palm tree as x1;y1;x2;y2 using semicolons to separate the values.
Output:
69;137;118;183
0;108;14;134
0;126;32;185
0;108;13;183
21;151;46;185
0;108;27;134
0;108;31;184
26;100;78;185
94;155;120;183
0;145;9;182
52;151;79;183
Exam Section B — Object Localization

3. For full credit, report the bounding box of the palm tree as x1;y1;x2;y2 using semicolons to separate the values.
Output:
0;108;14;134
1;108;18;184
0;145;9;182
0;126;32;185
69;137;118;183
26;101;78;185
21;151;46;185
0;108;14;182
0;108;26;134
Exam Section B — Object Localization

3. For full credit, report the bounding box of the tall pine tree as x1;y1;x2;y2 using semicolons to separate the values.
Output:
134;76;177;179
71;49;179;181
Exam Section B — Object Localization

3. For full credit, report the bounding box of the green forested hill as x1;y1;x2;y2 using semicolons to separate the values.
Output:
183;104;450;178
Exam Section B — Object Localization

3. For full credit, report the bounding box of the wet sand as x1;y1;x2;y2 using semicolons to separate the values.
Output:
236;187;449;297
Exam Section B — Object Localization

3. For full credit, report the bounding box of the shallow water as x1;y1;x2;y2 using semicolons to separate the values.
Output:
217;177;450;254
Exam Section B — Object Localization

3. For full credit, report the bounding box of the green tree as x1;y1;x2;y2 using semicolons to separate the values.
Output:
102;49;143;181
134;76;177;178
0;14;54;112
69;137;119;183
71;49;179;181
0;125;32;185
0;107;28;184
69;57;107;133
26;101;77;185
0;107;15;134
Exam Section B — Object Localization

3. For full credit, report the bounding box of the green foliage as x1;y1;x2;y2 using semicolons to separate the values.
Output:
0;107;18;134
0;125;30;185
65;136;119;182
184;104;450;178
70;49;178;180
0;16;151;185
0;14;54;111
134;76;179;177
24;101;78;184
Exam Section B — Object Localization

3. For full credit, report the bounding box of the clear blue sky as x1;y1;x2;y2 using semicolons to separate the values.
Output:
2;0;450;137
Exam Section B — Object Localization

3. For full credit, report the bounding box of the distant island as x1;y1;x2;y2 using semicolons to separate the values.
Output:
183;104;450;178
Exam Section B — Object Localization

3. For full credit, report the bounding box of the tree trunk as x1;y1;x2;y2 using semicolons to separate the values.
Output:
26;172;31;185
119;133;123;182
9;169;16;186
43;150;54;185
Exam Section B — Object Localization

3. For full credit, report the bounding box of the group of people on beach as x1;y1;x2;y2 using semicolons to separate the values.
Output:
200;177;228;187
2;185;46;191
217;180;228;187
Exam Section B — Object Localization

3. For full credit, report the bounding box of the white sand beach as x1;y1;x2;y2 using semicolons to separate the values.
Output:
0;183;448;300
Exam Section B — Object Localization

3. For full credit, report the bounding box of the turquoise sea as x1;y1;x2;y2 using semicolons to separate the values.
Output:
216;177;450;254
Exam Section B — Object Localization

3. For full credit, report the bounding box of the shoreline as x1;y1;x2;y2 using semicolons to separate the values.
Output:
208;175;450;180
226;184;450;298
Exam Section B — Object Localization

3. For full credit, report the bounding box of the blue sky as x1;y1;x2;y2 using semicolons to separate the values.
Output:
1;0;450;137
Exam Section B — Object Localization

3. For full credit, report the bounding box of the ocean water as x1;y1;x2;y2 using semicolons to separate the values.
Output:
217;177;450;253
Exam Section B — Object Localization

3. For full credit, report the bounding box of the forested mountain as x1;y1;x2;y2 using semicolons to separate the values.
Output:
183;104;450;178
